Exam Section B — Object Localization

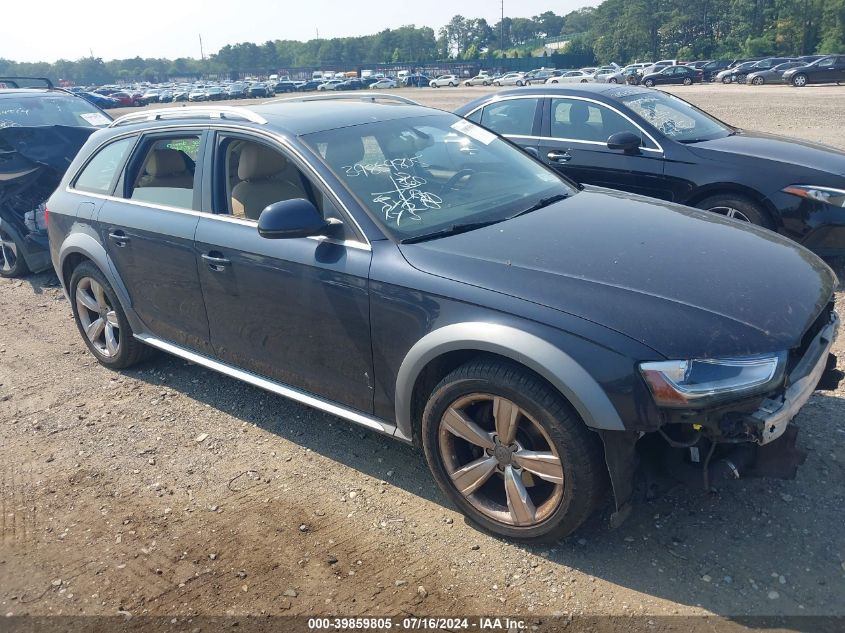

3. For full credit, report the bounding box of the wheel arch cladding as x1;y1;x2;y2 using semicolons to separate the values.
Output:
59;232;133;316
395;322;626;441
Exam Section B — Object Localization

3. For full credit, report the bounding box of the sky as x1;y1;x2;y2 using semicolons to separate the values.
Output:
1;0;599;63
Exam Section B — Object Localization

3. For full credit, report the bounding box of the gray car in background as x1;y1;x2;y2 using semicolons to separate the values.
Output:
746;61;808;85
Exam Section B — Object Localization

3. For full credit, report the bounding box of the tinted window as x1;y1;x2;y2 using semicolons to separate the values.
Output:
73;137;135;194
551;98;642;143
479;98;539;136
124;135;201;209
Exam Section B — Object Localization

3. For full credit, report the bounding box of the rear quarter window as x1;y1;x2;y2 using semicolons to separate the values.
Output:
73;137;135;195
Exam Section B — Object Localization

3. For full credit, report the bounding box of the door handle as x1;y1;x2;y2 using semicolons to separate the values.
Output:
108;230;130;247
202;252;231;271
547;151;572;163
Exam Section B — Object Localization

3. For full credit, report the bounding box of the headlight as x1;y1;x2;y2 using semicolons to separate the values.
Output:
640;352;786;408
783;185;845;208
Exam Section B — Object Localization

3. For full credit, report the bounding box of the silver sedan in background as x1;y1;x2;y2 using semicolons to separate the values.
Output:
746;61;805;85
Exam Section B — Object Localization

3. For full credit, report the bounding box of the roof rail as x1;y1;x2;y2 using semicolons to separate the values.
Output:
268;92;421;106
110;106;267;127
0;77;54;89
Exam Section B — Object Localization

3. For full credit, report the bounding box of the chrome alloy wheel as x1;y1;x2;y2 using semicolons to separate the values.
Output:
708;205;751;222
76;277;120;357
0;229;17;273
438;394;564;527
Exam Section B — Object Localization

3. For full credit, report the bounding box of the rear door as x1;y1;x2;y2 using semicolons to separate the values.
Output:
465;96;543;157
833;56;845;82
95;129;212;353
538;96;670;199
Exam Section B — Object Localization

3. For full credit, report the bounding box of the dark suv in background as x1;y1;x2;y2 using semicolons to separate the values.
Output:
47;98;839;542
0;77;111;277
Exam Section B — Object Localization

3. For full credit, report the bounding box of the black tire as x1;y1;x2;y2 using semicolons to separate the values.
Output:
695;193;772;228
448;82;455;87
609;77;618;83
69;262;151;369
516;80;524;86
0;228;30;278
722;76;732;84
421;358;607;542
644;79;655;87
792;73;808;87
752;76;764;85
683;77;692;86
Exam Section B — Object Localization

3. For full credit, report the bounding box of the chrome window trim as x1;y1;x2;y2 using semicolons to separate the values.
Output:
464;94;664;154
64;122;372;252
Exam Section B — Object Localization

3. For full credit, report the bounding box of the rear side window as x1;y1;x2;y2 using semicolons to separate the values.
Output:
479;98;539;136
123;135;201;209
73;137;135;194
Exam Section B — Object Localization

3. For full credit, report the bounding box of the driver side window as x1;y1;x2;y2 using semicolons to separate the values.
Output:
215;136;344;227
550;98;643;145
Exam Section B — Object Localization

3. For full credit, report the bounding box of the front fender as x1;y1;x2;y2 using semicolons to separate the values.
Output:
394;322;626;440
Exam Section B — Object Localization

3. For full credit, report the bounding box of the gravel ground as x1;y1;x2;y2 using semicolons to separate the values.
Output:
1;84;844;626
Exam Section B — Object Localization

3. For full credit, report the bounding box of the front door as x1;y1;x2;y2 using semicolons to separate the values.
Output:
539;97;670;199
194;134;374;413
97;130;211;353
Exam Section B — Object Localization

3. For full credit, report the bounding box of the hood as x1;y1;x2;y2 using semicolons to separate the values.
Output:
686;130;845;177
399;189;835;359
0;125;95;205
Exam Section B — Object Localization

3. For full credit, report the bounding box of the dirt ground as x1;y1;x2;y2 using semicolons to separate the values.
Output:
1;84;845;628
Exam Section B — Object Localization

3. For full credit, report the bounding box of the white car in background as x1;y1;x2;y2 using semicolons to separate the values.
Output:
369;78;397;89
317;79;344;91
430;74;459;87
600;62;652;83
640;59;677;76
592;65;621;82
463;73;493;86
547;70;594;84
493;72;526;86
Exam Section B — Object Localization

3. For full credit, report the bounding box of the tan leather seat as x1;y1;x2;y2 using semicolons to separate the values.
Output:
136;149;194;189
231;144;306;220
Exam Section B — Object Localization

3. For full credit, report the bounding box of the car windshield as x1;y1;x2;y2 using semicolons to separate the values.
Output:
620;90;731;143
302;113;575;242
0;94;111;128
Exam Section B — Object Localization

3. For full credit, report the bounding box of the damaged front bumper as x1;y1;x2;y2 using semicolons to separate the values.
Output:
748;310;839;445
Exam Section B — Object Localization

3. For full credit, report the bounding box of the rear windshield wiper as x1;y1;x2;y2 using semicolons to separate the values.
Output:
507;193;569;220
400;219;503;244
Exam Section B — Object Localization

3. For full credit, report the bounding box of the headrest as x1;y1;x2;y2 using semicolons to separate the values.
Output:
238;143;288;180
325;137;365;167
146;149;186;176
568;102;590;125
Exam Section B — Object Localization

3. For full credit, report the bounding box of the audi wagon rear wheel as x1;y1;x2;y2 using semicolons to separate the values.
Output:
70;262;150;369
422;359;607;542
0;228;28;278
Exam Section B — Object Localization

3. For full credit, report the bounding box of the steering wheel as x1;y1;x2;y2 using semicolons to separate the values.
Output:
441;168;475;193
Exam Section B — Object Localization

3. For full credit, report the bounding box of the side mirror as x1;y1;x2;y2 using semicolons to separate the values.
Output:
257;198;328;239
607;131;642;154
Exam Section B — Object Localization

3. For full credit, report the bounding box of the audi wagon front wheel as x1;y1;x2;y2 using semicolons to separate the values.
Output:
70;262;150;369
422;359;607;542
